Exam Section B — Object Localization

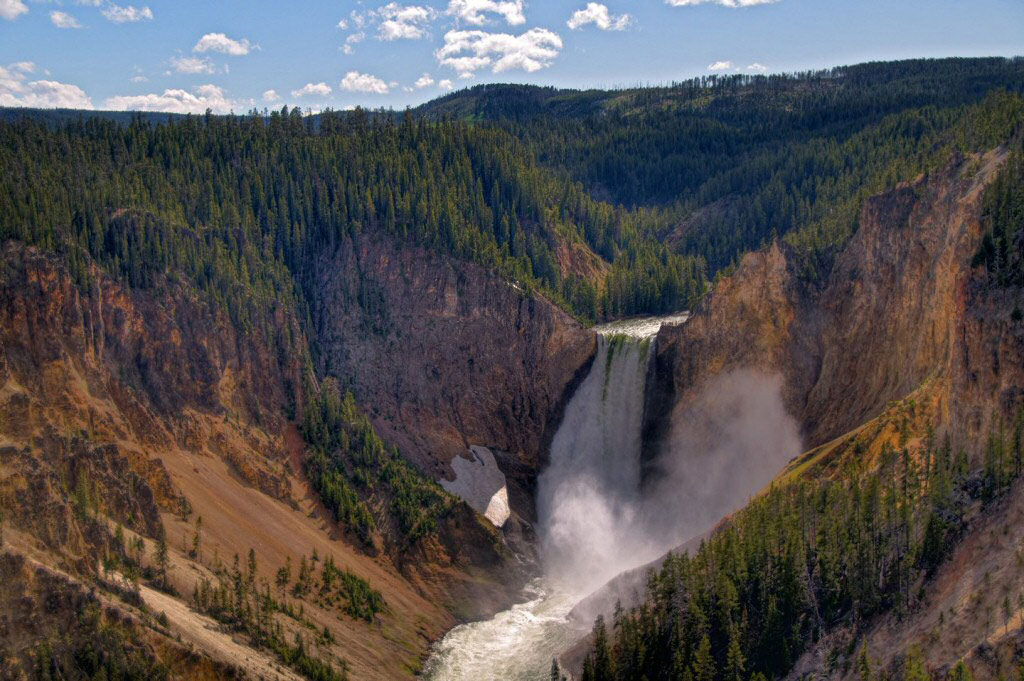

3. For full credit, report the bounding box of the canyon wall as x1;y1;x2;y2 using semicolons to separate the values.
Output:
649;149;1017;460
311;232;596;487
0;235;584;678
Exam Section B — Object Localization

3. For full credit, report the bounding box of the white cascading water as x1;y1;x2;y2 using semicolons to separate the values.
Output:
538;324;667;594
422;314;686;680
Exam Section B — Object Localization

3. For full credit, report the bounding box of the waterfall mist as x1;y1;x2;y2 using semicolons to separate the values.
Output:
537;327;801;597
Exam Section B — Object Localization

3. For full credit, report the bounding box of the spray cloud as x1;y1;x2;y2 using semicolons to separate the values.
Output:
538;330;801;597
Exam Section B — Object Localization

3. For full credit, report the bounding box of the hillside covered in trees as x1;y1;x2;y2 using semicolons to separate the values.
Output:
420;57;1024;276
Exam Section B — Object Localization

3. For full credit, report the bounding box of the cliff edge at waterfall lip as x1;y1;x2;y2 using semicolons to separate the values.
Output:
593;312;690;338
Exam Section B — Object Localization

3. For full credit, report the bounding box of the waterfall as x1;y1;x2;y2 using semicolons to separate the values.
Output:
536;330;656;594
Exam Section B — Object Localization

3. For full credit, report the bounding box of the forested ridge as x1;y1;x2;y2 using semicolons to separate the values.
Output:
421;57;1024;275
0;104;704;326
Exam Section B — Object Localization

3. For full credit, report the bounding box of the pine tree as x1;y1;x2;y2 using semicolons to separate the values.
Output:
949;661;973;681
590;615;613;681
725;624;746;681
155;524;170;590
692;635;716;681
191;515;202;560
857;642;872;681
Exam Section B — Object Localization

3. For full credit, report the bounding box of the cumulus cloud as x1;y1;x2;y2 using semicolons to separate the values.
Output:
746;62;767;71
707;60;733;70
446;0;524;26
339;70;390;94
292;82;332;98
0;63;93;108
262;89;280;103
438;78;453;90
377;3;436;40
50;10;83;28
667;0;777;5
567;3;631;31
101;3;152;23
104;83;241;114
0;0;27;21
437;27;562;78
414;73;435;88
193;32;253;56
171;56;214;74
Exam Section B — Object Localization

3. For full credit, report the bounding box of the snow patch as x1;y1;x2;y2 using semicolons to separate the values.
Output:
440;445;510;528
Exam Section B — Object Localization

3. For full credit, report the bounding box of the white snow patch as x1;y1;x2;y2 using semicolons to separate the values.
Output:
440;445;510;528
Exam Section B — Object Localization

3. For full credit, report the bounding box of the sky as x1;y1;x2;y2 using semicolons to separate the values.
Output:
1;0;1022;114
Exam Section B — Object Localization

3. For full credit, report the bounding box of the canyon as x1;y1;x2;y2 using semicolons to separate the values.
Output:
1;60;1023;681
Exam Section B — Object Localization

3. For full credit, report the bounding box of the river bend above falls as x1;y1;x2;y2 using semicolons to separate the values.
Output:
422;313;688;681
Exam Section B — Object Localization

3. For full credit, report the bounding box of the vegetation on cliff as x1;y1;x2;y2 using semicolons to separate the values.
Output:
301;381;455;549
974;120;1024;286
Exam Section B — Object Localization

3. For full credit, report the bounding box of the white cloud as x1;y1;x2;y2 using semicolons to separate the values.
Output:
746;62;767;71
171;56;214;74
50;10;83;28
337;19;348;29
342;31;365;55
262;89;280;103
348;10;367;29
101;3;153;23
667;0;778;6
0;0;27;21
104;84;241;114
292;82;332;97
567;3;630;31
340;70;390;94
707;60;733;71
377;3;436;40
446;0;524;26
437;27;562;78
414;73;435;88
0;64;93;108
130;74;148;83
193;32;253;56
439;79;453;90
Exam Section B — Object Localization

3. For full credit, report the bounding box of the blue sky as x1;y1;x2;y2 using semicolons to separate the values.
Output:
1;0;1022;113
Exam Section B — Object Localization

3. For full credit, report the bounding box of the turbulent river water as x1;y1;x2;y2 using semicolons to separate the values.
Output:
422;314;688;681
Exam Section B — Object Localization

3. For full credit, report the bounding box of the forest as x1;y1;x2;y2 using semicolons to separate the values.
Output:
422;57;1024;276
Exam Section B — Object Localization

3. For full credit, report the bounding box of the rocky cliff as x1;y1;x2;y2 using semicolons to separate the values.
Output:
312;232;595;497
649;148;1015;461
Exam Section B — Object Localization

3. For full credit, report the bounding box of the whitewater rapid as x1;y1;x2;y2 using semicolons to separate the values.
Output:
422;313;687;681
420;581;584;680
